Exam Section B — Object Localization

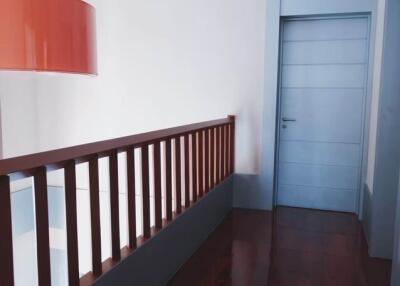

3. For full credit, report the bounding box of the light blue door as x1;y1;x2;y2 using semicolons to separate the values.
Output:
277;17;369;212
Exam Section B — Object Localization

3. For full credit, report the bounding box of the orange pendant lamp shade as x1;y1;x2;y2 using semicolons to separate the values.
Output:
0;0;97;75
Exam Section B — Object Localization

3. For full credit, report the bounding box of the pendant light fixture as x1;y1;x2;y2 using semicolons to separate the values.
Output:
0;0;97;75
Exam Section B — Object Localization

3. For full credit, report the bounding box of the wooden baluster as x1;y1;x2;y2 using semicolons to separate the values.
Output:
210;128;215;189
219;126;224;182
175;137;182;214
0;176;14;286
153;142;162;229
205;129;210;193
166;139;173;221
221;125;226;179
89;157;102;276
198;130;204;197
230;124;233;175
229;116;235;174
127;148;137;249
184;135;190;208
141;145;151;238
34;167;51;286
216;127;221;184
225;125;229;178
109;151;121;261
191;133;198;202
64;161;79;286
228;125;231;177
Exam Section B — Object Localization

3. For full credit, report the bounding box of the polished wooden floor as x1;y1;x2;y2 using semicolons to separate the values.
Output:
168;208;273;286
168;207;392;286
270;207;391;286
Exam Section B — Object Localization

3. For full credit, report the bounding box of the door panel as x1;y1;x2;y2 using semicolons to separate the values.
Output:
279;163;359;190
282;39;367;65
282;64;366;88
277;185;356;212
280;88;364;143
277;17;369;212
279;141;360;167
283;17;368;41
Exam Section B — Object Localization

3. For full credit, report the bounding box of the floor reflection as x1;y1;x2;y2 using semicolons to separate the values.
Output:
168;209;273;286
269;207;392;286
168;207;392;286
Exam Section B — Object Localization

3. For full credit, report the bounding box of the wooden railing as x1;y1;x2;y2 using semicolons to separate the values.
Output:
0;115;235;286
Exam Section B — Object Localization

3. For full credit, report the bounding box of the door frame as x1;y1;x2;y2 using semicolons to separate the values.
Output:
273;13;373;215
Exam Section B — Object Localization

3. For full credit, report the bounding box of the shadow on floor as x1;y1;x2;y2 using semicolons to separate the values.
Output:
168;207;391;286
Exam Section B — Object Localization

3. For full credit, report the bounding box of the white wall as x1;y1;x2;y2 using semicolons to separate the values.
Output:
369;0;400;259
362;0;385;251
0;72;38;158
29;0;266;177
0;0;266;177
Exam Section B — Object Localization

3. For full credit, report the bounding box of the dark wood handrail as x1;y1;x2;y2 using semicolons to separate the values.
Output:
0;117;233;180
0;115;236;286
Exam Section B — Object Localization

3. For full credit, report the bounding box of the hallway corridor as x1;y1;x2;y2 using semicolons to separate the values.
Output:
168;207;392;286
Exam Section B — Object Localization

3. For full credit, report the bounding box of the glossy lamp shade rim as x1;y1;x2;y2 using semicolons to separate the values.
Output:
0;67;98;76
0;0;97;75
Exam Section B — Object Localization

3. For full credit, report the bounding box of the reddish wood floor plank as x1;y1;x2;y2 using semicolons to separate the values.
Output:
269;207;392;286
168;209;273;286
168;207;392;286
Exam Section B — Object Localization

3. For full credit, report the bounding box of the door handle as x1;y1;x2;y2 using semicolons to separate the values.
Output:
282;117;296;122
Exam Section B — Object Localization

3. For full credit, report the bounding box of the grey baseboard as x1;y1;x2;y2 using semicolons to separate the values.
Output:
93;176;234;286
233;174;273;210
